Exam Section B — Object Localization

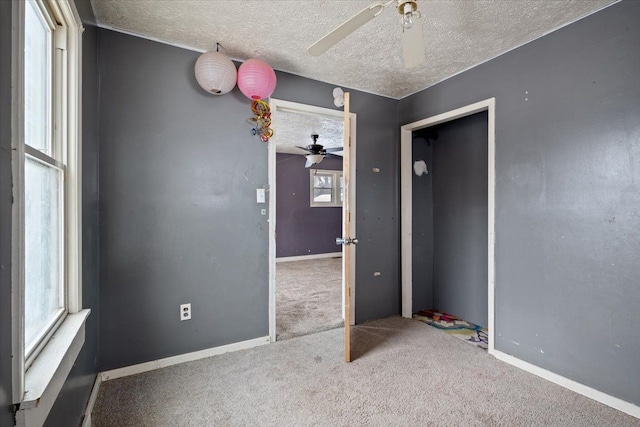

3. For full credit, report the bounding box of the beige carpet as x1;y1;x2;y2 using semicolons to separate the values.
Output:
92;316;639;427
276;257;343;341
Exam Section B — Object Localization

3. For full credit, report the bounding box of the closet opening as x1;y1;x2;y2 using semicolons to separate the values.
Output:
400;99;495;353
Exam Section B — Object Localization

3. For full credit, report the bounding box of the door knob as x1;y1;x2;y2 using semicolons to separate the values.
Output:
336;237;358;246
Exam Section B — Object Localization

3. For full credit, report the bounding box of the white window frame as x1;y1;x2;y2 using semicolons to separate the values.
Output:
310;168;343;207
23;0;69;371
11;0;89;425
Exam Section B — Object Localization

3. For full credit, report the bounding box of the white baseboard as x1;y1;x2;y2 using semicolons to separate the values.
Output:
276;252;342;263
81;374;102;427
491;349;640;419
100;336;270;382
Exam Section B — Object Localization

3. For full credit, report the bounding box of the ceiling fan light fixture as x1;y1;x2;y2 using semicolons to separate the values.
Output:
402;4;414;29
398;1;420;30
305;154;325;168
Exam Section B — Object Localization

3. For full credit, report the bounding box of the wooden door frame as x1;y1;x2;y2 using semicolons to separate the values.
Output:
400;98;496;354
268;99;357;343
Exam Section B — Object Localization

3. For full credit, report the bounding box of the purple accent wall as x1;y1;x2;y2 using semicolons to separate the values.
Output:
276;153;342;258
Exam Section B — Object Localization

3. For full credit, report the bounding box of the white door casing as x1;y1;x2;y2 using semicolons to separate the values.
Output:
268;99;357;343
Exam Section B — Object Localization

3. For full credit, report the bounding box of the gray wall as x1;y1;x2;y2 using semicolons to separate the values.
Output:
98;29;399;370
98;30;269;370
0;1;15;425
276;153;342;258
400;0;640;406
411;112;489;327
44;1;101;424
431;112;488;327
411;137;433;312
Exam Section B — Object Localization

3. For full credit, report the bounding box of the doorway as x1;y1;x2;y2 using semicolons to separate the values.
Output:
268;99;357;343
400;98;496;354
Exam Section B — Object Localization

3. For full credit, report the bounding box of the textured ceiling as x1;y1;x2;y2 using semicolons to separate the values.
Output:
91;0;616;99
273;109;344;156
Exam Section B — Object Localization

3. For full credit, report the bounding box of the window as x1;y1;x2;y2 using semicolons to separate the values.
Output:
12;0;86;419
24;0;66;363
310;169;343;207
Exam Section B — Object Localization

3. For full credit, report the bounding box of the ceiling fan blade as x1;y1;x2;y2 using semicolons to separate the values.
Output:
325;152;343;158
401;18;427;68
295;145;312;153
308;2;386;56
324;147;344;153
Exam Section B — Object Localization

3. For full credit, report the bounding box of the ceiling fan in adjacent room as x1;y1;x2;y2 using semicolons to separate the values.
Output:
297;134;343;168
308;0;427;68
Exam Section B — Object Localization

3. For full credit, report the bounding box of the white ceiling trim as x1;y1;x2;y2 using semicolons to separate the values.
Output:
94;22;398;100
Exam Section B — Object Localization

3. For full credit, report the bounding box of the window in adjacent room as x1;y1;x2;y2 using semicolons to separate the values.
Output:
310;169;343;207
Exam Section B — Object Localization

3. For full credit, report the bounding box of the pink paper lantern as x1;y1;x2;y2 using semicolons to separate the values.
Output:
237;58;277;100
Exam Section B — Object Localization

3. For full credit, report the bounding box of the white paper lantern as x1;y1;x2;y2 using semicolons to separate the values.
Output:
194;51;237;95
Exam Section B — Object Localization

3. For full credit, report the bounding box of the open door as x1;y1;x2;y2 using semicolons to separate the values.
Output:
267;98;357;355
338;92;356;362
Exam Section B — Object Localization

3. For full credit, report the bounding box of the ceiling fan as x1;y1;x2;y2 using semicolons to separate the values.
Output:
308;0;427;68
296;134;343;168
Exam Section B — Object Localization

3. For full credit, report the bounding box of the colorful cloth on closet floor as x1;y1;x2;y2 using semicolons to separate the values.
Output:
413;309;488;350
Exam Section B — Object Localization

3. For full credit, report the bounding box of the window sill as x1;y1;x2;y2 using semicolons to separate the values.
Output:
15;309;91;427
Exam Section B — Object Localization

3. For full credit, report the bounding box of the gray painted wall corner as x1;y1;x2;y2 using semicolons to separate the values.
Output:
411;136;433;313
430;112;488;327
399;0;640;406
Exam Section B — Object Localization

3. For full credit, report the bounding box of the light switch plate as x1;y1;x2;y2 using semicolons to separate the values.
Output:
256;188;266;203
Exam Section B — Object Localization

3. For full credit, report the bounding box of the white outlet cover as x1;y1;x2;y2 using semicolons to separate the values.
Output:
180;303;191;321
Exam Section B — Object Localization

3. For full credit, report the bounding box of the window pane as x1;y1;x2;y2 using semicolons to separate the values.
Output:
25;156;63;354
24;0;52;154
313;188;333;203
313;175;332;190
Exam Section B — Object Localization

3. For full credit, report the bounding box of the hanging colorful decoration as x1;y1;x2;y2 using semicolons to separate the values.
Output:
237;58;277;100
194;44;237;95
238;58;277;142
247;99;273;142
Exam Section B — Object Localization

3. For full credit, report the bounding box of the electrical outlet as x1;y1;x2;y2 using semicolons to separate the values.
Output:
180;303;191;321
